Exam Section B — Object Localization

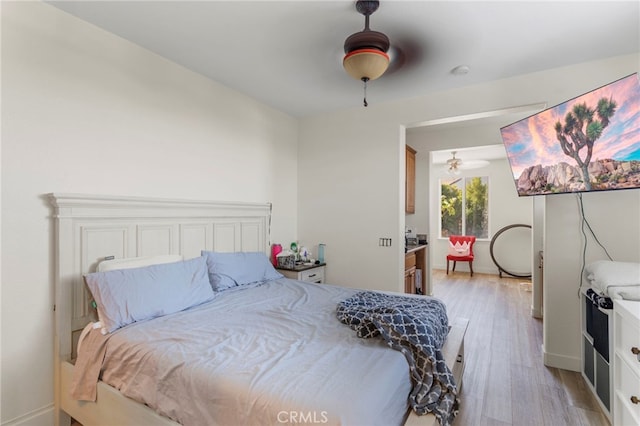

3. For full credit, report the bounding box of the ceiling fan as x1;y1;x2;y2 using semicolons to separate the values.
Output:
446;151;490;175
342;0;422;106
446;151;463;175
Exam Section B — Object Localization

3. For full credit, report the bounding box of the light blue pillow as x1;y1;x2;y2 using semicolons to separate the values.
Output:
201;251;284;292
84;256;214;334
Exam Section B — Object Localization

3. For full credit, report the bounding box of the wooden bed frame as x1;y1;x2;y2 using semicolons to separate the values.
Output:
49;193;467;426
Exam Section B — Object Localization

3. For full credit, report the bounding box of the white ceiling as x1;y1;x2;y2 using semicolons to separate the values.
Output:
47;1;639;118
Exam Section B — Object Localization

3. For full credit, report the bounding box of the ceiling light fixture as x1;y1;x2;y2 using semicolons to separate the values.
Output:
343;0;390;107
447;151;463;175
445;150;491;175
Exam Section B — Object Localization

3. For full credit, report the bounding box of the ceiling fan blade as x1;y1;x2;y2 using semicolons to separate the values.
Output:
458;160;490;170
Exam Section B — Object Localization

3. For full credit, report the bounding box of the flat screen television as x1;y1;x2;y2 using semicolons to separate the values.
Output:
500;73;640;196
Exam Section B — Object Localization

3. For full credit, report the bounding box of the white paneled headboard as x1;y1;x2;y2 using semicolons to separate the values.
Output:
47;193;272;362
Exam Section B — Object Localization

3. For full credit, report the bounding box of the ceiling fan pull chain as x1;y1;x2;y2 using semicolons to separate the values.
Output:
362;77;369;107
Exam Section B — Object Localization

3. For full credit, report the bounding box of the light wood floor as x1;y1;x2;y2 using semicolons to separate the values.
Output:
432;269;608;426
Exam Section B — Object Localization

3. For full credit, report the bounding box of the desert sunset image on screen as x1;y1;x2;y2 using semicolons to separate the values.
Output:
500;73;640;196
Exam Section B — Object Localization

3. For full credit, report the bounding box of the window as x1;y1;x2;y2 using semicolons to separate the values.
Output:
440;176;489;238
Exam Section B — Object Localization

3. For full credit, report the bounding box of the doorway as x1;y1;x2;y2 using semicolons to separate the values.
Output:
404;105;546;318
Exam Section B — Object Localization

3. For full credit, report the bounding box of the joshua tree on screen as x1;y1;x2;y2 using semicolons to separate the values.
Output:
554;97;617;191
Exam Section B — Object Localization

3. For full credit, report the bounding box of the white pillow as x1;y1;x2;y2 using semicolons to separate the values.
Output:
97;254;183;272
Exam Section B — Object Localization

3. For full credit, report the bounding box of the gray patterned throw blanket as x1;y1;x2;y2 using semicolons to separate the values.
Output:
336;291;459;426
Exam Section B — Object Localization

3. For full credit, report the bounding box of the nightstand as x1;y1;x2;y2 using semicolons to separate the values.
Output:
277;263;326;283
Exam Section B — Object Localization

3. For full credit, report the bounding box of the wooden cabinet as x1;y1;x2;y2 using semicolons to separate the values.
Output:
404;245;428;295
404;268;416;294
405;145;416;214
404;252;416;293
613;300;640;426
277;263;326;283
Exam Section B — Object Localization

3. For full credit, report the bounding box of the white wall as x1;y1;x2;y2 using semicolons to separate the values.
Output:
0;1;4;422
297;114;405;292
298;54;640;373
543;190;640;370
531;196;545;318
1;3;298;424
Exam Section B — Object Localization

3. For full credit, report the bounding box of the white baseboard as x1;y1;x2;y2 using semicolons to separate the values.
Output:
542;345;581;372
2;404;54;426
432;265;505;276
531;305;543;318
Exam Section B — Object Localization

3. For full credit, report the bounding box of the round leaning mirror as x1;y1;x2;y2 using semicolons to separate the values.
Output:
490;224;532;278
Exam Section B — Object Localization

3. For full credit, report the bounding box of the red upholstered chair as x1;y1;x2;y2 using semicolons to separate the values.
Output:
446;235;476;276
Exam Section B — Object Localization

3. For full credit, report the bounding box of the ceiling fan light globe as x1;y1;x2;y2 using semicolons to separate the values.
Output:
343;49;390;81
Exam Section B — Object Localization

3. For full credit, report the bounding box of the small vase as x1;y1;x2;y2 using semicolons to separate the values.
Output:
318;243;325;263
271;244;282;266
